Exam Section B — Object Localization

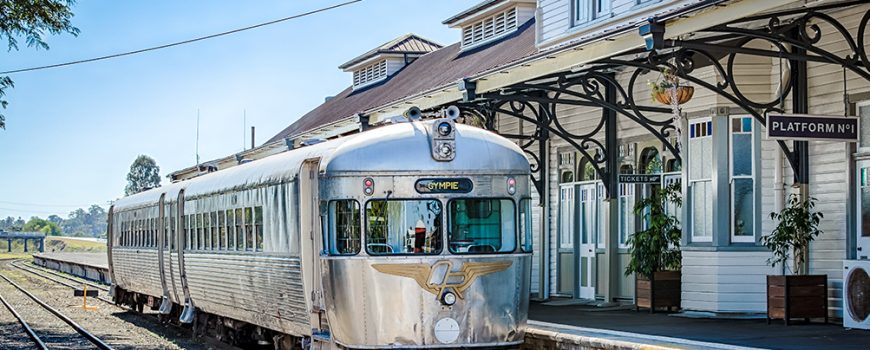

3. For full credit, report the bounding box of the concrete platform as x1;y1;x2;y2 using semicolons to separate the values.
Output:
32;252;110;284
528;301;870;350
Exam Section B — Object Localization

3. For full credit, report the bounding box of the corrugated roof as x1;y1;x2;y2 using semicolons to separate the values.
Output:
338;34;443;70
268;18;536;143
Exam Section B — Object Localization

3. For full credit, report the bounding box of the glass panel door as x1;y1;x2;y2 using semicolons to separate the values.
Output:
578;182;597;299
557;184;576;296
857;162;870;259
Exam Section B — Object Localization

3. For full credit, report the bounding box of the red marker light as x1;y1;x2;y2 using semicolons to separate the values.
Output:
363;178;375;196
507;177;516;195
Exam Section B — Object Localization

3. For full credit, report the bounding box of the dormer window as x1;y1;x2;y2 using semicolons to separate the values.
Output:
461;7;518;48
339;34;442;90
353;59;388;88
444;0;535;51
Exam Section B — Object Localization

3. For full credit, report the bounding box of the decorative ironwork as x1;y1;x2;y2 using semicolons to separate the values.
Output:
458;1;870;195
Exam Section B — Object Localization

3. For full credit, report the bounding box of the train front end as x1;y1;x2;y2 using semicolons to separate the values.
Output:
320;118;532;348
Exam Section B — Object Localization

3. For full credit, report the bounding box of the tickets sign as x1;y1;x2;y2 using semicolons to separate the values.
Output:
618;174;661;184
415;178;474;194
766;114;859;142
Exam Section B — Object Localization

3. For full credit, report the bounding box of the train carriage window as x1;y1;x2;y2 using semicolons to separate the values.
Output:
254;207;263;251
204;212;213;250
448;199;516;254
520;198;533;252
170;209;176;251
184;215;191;250
244;207;254;251
218;210;226;251
235;208;244;250
196;213;203;250
328;200;361;255
365;199;442;255
226;209;236;250
210;211;218;250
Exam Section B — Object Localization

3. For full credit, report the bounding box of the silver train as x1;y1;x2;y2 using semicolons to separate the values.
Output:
108;115;532;349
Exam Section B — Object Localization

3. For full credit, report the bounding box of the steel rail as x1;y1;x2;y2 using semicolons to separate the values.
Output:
9;261;113;304
0;273;115;350
0;290;48;349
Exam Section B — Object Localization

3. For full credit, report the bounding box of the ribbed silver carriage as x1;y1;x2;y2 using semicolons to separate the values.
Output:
108;114;532;349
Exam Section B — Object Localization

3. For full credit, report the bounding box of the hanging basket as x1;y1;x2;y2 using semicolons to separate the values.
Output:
653;86;694;105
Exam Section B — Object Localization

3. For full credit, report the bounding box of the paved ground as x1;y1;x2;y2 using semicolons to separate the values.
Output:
529;301;870;350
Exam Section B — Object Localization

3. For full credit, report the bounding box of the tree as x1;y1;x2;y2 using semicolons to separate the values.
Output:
125;155;161;195
22;217;62;236
47;214;63;225
0;0;79;130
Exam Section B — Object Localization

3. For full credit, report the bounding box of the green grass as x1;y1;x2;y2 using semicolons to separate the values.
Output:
44;237;106;253
0;252;32;260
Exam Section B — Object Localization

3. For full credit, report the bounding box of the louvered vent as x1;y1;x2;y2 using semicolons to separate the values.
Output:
352;59;388;88
461;7;519;48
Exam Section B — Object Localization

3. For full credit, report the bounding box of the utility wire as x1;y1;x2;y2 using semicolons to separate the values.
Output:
0;0;362;75
0;200;92;208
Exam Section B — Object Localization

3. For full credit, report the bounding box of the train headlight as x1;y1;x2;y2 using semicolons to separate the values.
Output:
441;291;457;306
437;122;453;137
438;143;453;158
507;177;516;195
363;178;375;196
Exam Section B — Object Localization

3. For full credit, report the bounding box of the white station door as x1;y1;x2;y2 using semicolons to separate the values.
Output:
857;161;870;259
577;182;598;300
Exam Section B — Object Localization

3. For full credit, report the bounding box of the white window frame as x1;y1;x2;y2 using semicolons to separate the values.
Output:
688;117;713;243
573;0;611;26
460;7;519;50
618;182;634;249
729;115;757;243
559;184;575;249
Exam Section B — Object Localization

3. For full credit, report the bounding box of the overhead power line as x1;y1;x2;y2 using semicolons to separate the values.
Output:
0;0;362;75
0;200;91;208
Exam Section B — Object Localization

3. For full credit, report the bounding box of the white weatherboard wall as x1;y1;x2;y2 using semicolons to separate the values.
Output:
682;251;778;312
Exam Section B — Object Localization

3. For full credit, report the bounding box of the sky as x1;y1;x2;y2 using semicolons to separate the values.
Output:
0;0;470;220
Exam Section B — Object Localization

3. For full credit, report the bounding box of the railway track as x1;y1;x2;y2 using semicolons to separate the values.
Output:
0;271;114;350
6;259;244;350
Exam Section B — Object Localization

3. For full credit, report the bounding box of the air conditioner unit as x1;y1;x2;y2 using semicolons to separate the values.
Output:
843;260;870;329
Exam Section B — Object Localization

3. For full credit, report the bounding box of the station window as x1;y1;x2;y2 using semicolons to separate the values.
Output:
731;116;756;243
688;118;713;242
574;0;610;26
329;200;361;255
365;199;442;255
448;199;516;254
520;198;533;252
618;182;635;248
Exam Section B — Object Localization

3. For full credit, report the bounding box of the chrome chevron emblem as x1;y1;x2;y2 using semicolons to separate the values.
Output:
371;260;512;299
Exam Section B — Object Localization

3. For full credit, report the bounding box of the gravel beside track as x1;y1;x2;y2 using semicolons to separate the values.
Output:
0;259;218;350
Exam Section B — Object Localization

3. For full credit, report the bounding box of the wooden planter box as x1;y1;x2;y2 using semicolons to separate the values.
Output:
767;275;828;325
636;270;681;313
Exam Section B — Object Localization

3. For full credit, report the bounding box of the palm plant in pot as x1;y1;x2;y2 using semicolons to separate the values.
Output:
626;182;682;313
763;193;828;325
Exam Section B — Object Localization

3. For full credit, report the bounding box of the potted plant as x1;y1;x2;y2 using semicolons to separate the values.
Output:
763;194;828;325
648;67;694;106
626;182;682;313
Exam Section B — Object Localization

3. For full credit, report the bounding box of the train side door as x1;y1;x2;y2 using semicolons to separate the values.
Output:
156;193;172;314
176;189;195;323
299;159;327;334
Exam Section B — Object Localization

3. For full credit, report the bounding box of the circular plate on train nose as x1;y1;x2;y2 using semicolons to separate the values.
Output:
434;317;460;344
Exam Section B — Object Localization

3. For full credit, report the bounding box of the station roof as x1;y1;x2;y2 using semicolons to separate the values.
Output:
267;18;537;143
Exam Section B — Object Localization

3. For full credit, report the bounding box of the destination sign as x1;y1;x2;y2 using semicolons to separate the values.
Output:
618;174;661;184
415;178;473;194
766;114;859;142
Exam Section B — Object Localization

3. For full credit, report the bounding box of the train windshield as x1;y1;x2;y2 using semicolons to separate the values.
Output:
365;199;442;255
448;199;516;254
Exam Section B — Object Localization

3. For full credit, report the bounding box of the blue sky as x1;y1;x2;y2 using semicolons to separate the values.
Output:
0;0;469;219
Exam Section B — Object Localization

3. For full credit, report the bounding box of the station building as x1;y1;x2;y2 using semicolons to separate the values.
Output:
169;0;870;320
